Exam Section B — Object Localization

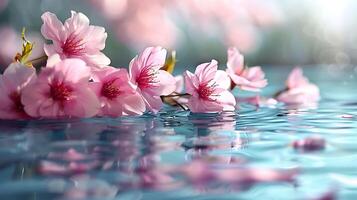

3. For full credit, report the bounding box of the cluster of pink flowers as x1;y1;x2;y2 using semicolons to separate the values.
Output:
0;11;320;120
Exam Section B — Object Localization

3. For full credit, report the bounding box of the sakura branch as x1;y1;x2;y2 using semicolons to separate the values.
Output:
0;10;320;120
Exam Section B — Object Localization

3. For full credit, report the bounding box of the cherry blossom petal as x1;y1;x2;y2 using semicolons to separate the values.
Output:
214;70;231;90
41;12;65;42
195;60;218;83
227;47;244;74
174;75;184;93
65;88;101;118
187;95;223;113
216;90;236;111
286;67;309;89
64;11;90;35
184;70;199;94
141;91;164;113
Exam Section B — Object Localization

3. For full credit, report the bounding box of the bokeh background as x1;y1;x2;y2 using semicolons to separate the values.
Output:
1;0;357;72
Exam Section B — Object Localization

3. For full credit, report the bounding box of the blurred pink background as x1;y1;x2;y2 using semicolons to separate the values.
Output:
1;0;357;70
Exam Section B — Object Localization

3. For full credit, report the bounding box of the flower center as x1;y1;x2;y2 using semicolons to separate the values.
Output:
136;67;158;88
198;82;217;101
50;82;73;102
9;91;25;113
61;33;85;56
101;79;121;100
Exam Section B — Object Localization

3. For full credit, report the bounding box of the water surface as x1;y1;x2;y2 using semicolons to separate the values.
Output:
0;66;357;200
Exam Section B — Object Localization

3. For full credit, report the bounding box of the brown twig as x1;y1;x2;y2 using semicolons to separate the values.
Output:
28;55;48;63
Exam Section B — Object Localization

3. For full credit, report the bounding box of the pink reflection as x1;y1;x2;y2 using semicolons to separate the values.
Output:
64;175;118;199
38;148;100;176
130;156;297;192
178;160;298;190
239;96;278;107
292;137;326;152
135;155;179;190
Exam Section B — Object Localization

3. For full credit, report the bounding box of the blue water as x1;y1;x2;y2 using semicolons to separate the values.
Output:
0;66;357;200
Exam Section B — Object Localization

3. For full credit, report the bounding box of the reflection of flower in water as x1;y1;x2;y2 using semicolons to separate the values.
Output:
241;96;278;107
63;175;118;199
178;160;298;191
90;0;282;52
38;148;101;176
292;136;325;152
125;158;298;193
183;112;249;165
119;156;297;193
5;112;302;197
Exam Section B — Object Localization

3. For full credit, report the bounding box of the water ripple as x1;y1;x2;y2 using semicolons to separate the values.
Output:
0;67;357;199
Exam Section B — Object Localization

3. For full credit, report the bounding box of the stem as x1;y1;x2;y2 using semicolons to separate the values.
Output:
28;55;48;63
162;93;191;98
273;87;289;98
161;93;188;111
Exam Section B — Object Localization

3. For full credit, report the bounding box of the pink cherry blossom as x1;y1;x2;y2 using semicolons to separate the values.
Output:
184;60;236;113
226;47;267;92
129;46;176;113
41;11;110;68
0;63;36;119
90;66;145;117
276;67;320;105
21;59;100;118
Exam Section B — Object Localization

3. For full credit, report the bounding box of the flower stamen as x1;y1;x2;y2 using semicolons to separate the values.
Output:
136;66;159;88
101;79;121;100
198;81;218;101
61;33;85;56
50;82;73;102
